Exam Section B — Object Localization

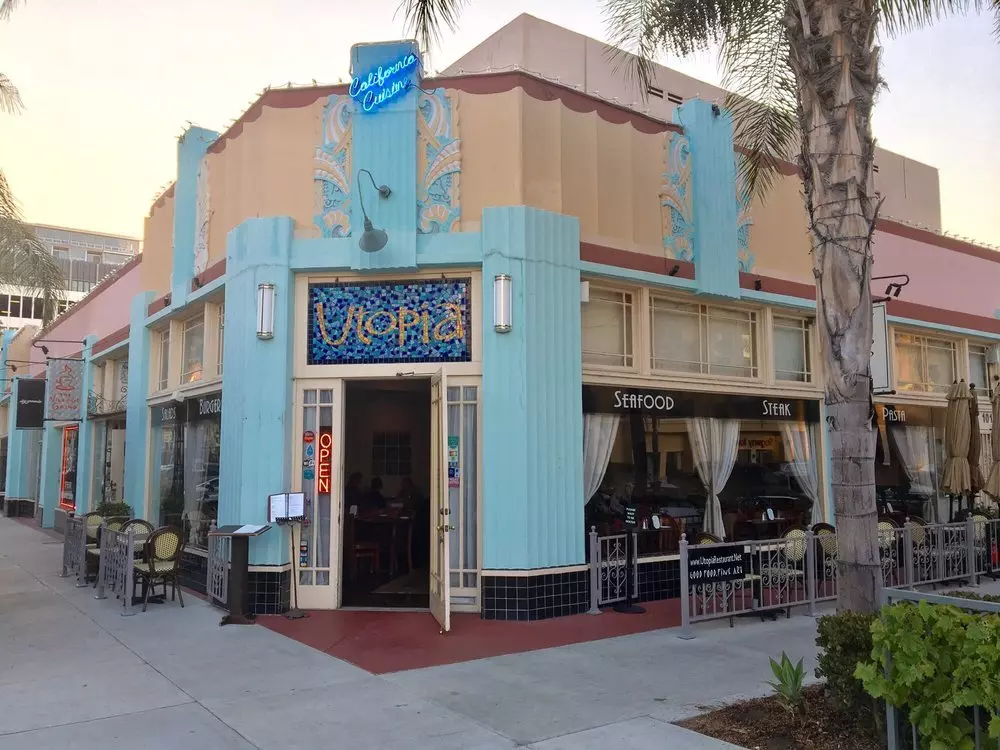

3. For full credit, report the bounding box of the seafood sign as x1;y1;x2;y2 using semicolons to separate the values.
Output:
308;280;471;365
45;358;84;421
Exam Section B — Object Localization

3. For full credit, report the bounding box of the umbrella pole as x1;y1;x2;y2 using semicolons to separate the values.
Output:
949;494;955;522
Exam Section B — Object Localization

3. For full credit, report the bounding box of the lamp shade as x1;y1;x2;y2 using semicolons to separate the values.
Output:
359;216;388;253
256;282;275;340
493;274;512;333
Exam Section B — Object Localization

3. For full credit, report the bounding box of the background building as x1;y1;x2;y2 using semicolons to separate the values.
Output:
0;224;141;330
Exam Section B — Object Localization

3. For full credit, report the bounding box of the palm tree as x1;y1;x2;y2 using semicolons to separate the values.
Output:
400;0;996;612
1;0;65;325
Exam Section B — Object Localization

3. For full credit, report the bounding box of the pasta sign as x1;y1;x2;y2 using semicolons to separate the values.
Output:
317;430;333;495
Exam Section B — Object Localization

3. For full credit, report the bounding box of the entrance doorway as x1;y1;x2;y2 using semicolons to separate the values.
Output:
341;379;432;609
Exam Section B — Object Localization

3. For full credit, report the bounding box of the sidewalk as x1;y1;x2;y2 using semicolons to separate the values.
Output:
0;516;826;749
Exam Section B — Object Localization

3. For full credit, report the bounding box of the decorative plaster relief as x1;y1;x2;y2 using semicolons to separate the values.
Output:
417;89;461;234
193;160;209;275
661;132;693;262
314;96;354;237
735;156;755;273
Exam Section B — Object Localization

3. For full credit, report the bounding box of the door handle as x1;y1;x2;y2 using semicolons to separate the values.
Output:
437;524;456;532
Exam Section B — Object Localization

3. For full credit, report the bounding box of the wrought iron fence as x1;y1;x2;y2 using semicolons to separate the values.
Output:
207;534;231;609
587;528;638;608
676;517;997;637
883;588;1000;750
94;524;136;616
60;515;86;583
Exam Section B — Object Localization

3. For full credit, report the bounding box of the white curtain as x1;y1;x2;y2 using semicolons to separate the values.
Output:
889;425;936;499
780;423;820;524
583;414;620;505
686;418;741;539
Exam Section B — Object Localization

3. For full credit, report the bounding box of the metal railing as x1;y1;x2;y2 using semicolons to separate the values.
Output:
60;515;86;583
676;517;1000;637
94;524;136;616
587;528;638;609
883;588;1000;750
207;534;231;609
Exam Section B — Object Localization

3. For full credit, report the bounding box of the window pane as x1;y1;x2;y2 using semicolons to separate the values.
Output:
925;341;955;390
217;305;225;376
182;318;204;383
895;333;955;392
158;331;170;390
969;346;989;392
774;317;810;382
651;299;702;373
706;307;756;377
582;288;633;367
9;296;21;317
182;418;220;549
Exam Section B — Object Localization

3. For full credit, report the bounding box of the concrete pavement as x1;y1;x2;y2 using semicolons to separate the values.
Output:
0;516;825;748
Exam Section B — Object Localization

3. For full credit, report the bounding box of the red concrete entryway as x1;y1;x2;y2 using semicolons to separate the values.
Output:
259;599;682;674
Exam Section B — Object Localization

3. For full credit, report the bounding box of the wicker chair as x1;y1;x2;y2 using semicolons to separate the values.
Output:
133;527;186;611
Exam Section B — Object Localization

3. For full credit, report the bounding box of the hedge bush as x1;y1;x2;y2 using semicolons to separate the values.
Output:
94;501;132;518
815;610;877;712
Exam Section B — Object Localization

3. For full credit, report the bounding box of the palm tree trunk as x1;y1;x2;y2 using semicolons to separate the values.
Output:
786;0;882;611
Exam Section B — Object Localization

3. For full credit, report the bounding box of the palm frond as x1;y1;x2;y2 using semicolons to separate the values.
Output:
719;0;798;199
879;0;986;36
602;0;668;96
0;217;65;309
0;73;22;115
0;0;21;20
0;169;20;224
396;0;467;57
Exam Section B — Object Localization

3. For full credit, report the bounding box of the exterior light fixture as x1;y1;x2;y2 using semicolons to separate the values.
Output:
357;168;391;253
256;282;275;340
493;274;512;334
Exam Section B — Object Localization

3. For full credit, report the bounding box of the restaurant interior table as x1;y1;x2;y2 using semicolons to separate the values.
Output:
355;510;414;576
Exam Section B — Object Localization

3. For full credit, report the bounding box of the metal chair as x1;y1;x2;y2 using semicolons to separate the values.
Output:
132;527;186;611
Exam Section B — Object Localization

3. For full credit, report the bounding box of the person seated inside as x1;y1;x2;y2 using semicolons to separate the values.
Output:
344;472;363;513
362;476;387;511
395;477;425;509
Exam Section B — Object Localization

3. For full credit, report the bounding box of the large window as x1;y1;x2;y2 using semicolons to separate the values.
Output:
969;344;989;393
895;333;956;393
181;316;204;383
157;329;170;391
582;288;633;368
773;316;812;383
650;298;758;378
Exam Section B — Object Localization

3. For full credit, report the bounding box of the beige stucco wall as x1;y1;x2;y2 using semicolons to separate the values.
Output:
747;174;814;283
141;193;174;298
208;98;324;258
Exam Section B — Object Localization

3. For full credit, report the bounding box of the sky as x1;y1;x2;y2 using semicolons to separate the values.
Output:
1;0;998;246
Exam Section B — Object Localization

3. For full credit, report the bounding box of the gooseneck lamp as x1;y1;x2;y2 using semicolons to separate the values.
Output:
357;169;392;253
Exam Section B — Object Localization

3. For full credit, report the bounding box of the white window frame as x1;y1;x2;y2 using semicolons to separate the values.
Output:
649;295;760;380
155;328;171;392
893;331;958;394
581;284;636;371
772;314;813;384
180;314;205;384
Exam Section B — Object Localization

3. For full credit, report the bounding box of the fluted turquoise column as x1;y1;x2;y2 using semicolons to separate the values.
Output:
172;126;219;305
219;217;295;565
481;207;584;569
124;292;155;518
73;336;98;514
37;421;62;527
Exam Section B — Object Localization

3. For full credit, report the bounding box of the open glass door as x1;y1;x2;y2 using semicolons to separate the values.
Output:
429;371;452;632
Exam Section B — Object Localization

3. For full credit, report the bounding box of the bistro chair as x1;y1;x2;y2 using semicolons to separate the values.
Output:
696;531;722;545
80;513;105;583
344;514;380;580
122;519;155;560
132;526;186;612
760;526;808;616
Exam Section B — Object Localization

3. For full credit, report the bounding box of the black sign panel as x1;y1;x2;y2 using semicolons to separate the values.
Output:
150;402;183;427
15;379;45;430
687;546;749;585
623;504;637;528
582;385;821;423
187;393;222;422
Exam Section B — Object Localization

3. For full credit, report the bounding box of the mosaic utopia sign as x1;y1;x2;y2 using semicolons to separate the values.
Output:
308;279;471;365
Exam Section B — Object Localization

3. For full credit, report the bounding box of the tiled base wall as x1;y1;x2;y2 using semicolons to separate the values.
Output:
246;570;291;615
481;559;681;621
178;551;208;595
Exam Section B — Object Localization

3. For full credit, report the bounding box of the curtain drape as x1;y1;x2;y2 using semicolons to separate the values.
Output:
780;423;820;524
889;425;936;499
686;418;741;539
583;414;620;506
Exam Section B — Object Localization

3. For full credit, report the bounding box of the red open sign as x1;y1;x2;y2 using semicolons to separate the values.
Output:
317;430;333;494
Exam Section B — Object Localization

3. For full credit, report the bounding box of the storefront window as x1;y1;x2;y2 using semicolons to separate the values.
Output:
874;403;947;521
583;386;820;545
582;288;633;368
150;394;221;549
59;425;79;510
773;316;812;382
182;316;204;383
650;298;758;378
894;333;956;393
157;329;170;391
969;344;989;393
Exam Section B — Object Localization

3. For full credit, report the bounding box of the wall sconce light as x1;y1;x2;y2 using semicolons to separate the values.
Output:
668;264;680;277
256;282;275;340
357;168;392;253
493;274;512;334
754;278;763;291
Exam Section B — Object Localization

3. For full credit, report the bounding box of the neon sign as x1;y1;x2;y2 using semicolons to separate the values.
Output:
317;430;333;494
349;53;420;113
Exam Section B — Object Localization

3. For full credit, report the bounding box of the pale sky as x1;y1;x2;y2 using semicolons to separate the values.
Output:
1;1;997;246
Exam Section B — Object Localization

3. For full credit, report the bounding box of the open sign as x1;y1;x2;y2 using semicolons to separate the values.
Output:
317;430;333;494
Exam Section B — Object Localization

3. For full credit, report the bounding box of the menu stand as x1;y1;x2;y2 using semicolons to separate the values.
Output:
208;524;271;626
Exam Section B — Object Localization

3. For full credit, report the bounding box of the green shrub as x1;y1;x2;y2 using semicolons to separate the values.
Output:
856;601;1000;748
94;501;132;518
815;610;876;712
767;652;806;716
945;590;1000;605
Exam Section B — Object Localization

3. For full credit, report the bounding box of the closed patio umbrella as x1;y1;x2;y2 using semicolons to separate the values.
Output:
984;385;1000;501
941;380;972;519
969;385;985;503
